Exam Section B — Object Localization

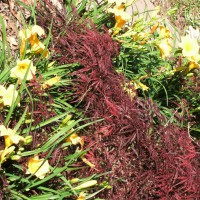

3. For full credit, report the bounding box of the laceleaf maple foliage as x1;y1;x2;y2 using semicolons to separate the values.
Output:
36;2;200;199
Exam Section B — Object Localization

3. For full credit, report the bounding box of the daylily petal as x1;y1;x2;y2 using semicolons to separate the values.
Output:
2;85;18;107
0;146;15;165
0;125;25;147
157;39;172;59
18;29;32;40
31;25;45;37
27;156;50;179
0;85;6;97
42;76;61;89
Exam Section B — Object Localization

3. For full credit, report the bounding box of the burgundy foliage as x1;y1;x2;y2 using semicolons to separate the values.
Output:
36;3;200;199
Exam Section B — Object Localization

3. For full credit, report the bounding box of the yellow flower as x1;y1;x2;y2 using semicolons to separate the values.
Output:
10;59;36;81
157;39;172;59
26;155;50;179
133;81;149;91
77;192;86;200
0;125;25;147
0;85;18;107
158;26;172;38
0;146;15;165
179;35;199;58
188;61;199;71
108;7;131;29
18;25;48;57
74;180;97;190
66;132;84;150
42;76;61;89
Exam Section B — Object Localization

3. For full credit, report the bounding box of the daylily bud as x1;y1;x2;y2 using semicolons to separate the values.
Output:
18;147;24;151
70;178;80;183
11;155;21;160
74;180;97;190
24;135;33;145
62;115;72;124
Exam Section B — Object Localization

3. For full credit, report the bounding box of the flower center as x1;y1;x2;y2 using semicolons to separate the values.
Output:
19;65;27;70
185;43;193;51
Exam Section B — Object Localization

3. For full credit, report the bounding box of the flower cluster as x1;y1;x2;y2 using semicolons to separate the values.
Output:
0;25;57;180
0;125;32;166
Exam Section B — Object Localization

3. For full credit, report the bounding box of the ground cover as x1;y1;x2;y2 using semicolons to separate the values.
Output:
0;0;200;199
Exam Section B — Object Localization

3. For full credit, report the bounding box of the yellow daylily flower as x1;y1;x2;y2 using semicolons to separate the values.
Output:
188;61;199;71
0;146;15;165
179;35;199;58
158;26;172;39
66;132;84;150
77;192;86;200
157;39;172;59
0;125;25;147
133;81;149;91
26;155;50;179
108;6;131;29
42;76;61;89
18;25;48;57
0;85;18;107
10;59;36;81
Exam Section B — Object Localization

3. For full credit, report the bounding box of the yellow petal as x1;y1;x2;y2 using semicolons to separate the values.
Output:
10;59;36;81
27;156;50;179
179;35;199;58
18;29;32;40
157;39;172;59
4;135;13;147
31;25;45;36
77;192;86;200
159;26;172;38
0;86;6;97
0;125;25;147
0;146;15;165
2;85;18;107
42;76;61;89
28;33;40;47
108;7;131;29
188;61;199;71
30;41;49;58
